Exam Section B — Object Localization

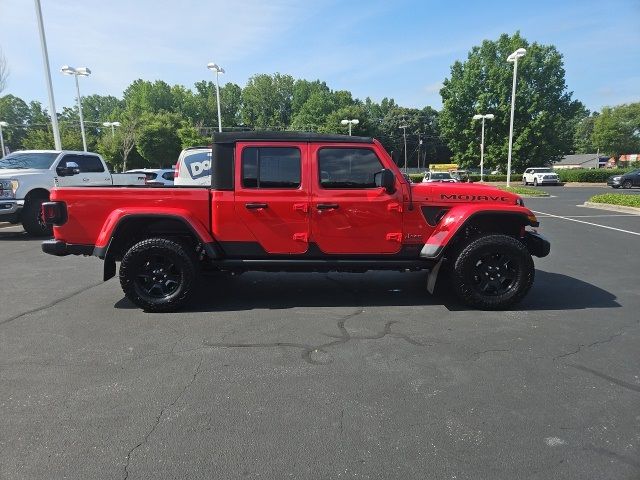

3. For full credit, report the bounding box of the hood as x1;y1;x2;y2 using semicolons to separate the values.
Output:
411;182;520;205
0;168;50;178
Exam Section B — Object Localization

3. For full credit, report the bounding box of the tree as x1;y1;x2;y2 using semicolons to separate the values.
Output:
0;47;8;94
439;32;584;171
135;112;183;167
573;113;597;153
592;103;640;158
0;94;30;150
242;73;294;128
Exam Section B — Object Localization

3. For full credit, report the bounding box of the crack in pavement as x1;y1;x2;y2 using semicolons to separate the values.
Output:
554;331;626;361
569;364;640;394
468;348;511;361
0;281;104;327
204;312;429;365
122;355;204;480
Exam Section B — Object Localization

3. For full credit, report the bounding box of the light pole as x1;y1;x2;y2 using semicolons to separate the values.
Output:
506;47;526;187
61;65;91;151
340;119;359;136
207;63;225;133
102;121;121;139
399;124;408;172
34;0;61;150
472;113;494;182
0;121;7;158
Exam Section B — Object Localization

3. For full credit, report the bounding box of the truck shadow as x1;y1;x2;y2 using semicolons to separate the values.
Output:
114;269;619;312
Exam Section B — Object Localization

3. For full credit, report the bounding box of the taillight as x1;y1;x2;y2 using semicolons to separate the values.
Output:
41;201;67;226
174;162;180;179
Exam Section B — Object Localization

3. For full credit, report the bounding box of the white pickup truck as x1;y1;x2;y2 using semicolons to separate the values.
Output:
0;150;145;236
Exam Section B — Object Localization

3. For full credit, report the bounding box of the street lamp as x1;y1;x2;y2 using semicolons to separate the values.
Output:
34;0;61;150
0;121;7;158
102;121;121;138
207;63;225;133
472;113;495;182
340;118;359;136
61;65;91;152
506;47;526;186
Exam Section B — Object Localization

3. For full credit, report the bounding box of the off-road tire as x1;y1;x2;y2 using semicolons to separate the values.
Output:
22;196;52;237
622;180;632;189
522;178;527;185
119;237;198;312
449;234;534;310
533;178;539;187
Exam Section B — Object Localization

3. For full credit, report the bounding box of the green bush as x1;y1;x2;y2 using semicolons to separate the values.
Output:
555;168;631;183
589;194;640;208
468;174;510;182
409;174;424;183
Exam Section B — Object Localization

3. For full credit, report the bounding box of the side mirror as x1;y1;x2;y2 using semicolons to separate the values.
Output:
374;169;396;193
56;161;80;177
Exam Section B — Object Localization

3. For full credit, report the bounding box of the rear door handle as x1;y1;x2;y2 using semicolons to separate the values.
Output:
316;203;339;210
245;202;268;210
82;178;90;182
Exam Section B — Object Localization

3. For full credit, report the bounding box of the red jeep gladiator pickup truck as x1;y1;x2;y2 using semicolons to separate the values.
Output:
42;132;549;312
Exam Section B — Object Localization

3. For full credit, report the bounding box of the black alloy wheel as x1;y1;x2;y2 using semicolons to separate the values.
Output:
120;237;198;312
622;180;632;189
449;234;535;310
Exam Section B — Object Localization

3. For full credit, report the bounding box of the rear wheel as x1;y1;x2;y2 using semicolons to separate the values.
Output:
119;237;198;312
622;180;632;189
21;196;52;237
449;234;534;310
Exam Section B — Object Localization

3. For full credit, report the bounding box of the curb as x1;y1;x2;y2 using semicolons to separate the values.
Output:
582;202;640;215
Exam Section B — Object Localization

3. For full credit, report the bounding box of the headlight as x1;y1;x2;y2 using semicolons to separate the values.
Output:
613;176;621;181
0;179;19;199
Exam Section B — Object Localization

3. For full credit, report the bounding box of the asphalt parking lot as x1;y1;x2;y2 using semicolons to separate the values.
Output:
1;186;639;480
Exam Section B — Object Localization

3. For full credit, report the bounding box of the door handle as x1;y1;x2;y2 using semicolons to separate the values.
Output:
316;203;339;210
245;202;268;210
82;178;90;182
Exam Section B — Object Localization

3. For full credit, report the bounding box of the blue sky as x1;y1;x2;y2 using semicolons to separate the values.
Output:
0;0;638;117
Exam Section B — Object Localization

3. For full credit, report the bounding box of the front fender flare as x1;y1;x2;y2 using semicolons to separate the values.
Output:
420;204;537;259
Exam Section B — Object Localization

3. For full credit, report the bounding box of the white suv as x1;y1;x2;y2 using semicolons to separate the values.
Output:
522;168;560;186
173;147;211;186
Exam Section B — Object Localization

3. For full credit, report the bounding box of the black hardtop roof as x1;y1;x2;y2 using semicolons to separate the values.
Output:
212;131;374;144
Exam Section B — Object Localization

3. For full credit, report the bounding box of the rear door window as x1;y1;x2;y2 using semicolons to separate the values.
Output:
241;147;301;189
62;154;105;173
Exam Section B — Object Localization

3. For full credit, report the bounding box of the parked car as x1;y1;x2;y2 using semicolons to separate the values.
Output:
42;131;549;312
522;168;560;186
0;150;145;236
422;171;456;183
607;169;640;189
173;146;212;186
126;168;175;186
450;170;472;182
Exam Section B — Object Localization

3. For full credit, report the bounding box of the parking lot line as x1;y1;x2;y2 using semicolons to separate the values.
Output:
532;210;640;236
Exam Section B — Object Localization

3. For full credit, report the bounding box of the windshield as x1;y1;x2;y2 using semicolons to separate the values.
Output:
533;168;552;173
0;152;59;170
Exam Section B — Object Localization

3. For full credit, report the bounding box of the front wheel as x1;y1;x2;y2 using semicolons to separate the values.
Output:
533;178;539;187
622;180;632;189
119;237;198;312
449;234;535;310
522;178;527;185
22;196;52;237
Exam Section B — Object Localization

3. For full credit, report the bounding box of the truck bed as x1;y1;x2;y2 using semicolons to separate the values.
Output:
50;187;211;246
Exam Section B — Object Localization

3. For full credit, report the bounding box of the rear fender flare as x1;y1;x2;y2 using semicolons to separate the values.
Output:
420;204;536;258
95;210;218;280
